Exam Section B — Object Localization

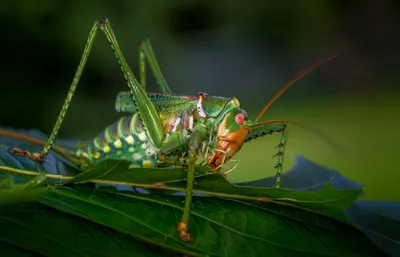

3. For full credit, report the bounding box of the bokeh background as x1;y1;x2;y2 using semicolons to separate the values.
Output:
1;1;399;200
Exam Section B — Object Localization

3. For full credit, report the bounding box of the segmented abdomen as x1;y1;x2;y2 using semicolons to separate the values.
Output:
76;113;159;170
75;111;197;170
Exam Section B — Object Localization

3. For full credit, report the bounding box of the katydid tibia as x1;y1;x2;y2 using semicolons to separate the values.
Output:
7;17;342;242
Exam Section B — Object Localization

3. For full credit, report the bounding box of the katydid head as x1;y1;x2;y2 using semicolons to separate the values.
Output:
207;107;251;168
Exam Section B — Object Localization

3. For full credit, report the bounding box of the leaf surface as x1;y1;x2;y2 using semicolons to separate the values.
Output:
0;127;391;256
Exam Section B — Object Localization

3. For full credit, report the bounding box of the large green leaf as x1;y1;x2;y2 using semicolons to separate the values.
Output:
0;203;176;257
64;159;361;224
0;128;388;256
40;185;386;256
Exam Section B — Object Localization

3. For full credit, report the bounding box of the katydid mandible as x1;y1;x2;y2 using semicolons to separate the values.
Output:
9;17;341;242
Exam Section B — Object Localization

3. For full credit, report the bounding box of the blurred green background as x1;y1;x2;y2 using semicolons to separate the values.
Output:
1;1;399;200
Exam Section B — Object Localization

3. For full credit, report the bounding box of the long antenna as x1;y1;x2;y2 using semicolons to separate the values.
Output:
256;45;353;121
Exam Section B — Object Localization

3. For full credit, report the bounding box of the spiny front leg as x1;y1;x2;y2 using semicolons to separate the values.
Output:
244;122;289;187
273;126;287;188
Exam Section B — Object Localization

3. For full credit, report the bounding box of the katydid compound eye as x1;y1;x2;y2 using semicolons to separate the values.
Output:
235;113;245;125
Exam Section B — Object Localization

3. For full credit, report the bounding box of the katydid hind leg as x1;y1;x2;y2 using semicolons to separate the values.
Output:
10;17;166;162
138;44;146;91
99;17;164;148
139;39;172;95
10;20;100;161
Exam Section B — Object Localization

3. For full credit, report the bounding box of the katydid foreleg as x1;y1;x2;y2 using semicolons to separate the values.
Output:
244;123;288;187
273;127;287;188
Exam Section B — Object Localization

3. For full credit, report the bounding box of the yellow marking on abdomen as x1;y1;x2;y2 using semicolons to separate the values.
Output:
103;144;111;153
125;135;134;145
138;132;147;141
143;160;155;168
113;139;122;149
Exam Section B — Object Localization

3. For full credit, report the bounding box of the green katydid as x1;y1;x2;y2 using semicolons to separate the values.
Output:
7;17;342;242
